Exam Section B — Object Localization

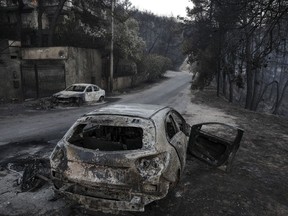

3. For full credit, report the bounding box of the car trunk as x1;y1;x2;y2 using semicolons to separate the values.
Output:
69;125;144;151
60;115;157;189
64;148;153;189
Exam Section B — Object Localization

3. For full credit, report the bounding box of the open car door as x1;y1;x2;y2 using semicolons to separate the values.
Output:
188;122;244;171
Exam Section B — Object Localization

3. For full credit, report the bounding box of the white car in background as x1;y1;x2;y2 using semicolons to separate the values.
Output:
52;83;105;105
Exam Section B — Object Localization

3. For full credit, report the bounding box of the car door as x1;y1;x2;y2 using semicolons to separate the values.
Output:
92;85;101;101
165;111;188;170
84;86;94;102
188;122;244;171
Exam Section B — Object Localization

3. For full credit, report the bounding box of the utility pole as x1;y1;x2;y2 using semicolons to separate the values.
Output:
109;0;115;92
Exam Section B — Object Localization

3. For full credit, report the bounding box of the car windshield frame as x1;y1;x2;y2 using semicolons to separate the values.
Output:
66;85;86;92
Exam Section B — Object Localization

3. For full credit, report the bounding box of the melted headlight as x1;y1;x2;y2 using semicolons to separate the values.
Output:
50;145;65;169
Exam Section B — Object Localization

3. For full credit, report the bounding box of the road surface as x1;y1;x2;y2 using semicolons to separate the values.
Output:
0;71;191;144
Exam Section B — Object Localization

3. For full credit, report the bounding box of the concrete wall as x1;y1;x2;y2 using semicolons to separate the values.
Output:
133;73;148;86
65;47;102;87
101;73;149;92
22;10;38;29
21;46;102;88
22;47;68;60
1;44;147;100
113;76;132;90
0;40;22;102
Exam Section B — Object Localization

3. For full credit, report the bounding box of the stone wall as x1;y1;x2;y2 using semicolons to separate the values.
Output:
65;47;102;87
22;47;68;60
101;73;149;92
113;76;132;90
19;46;102;100
22;46;102;86
0;40;22;102
1;44;147;101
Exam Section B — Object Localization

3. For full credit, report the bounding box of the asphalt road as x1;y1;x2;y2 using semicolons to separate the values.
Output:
0;71;191;144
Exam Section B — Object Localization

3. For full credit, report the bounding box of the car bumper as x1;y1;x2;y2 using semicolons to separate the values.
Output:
53;180;170;212
53;96;83;104
59;187;145;212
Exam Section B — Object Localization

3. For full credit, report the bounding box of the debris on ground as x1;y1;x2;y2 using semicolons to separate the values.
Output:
2;158;51;192
27;98;56;110
20;158;51;192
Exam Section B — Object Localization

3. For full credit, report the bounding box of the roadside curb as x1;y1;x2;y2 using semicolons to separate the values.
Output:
0;141;9;147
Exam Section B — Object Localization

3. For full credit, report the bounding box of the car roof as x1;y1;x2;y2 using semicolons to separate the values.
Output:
85;104;169;119
71;83;95;87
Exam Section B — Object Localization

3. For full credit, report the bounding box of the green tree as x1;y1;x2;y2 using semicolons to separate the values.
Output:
114;18;145;63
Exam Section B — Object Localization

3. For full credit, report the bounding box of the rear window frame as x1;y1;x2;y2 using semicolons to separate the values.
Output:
64;115;157;152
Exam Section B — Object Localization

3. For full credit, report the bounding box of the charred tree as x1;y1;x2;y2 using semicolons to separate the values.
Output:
47;0;67;46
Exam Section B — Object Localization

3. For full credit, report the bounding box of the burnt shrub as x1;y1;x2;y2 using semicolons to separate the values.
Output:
138;54;172;81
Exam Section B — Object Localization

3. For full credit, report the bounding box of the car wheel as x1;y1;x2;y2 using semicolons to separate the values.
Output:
99;96;104;102
51;97;58;104
170;169;181;189
75;98;84;106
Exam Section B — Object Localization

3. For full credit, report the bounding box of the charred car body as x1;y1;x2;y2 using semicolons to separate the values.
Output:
50;104;243;212
52;83;105;105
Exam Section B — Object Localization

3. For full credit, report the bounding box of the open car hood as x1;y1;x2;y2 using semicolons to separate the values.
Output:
53;91;83;98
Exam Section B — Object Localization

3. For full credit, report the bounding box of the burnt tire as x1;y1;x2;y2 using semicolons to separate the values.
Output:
99;96;104;102
21;159;48;192
75;97;84;106
51;97;58;105
169;169;181;190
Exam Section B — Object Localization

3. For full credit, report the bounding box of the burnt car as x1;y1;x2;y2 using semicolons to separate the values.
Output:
52;83;105;105
50;104;243;212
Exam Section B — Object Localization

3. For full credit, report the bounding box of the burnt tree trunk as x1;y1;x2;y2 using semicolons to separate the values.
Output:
255;81;278;111
245;33;254;110
37;0;44;46
251;68;260;111
217;66;220;97
222;69;227;97
48;0;67;46
227;72;233;103
16;0;24;41
148;34;160;54
273;80;288;114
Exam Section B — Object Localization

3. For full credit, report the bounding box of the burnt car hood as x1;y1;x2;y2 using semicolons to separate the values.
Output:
53;91;83;98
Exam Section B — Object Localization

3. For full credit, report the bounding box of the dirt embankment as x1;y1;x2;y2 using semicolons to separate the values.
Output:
178;87;288;216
